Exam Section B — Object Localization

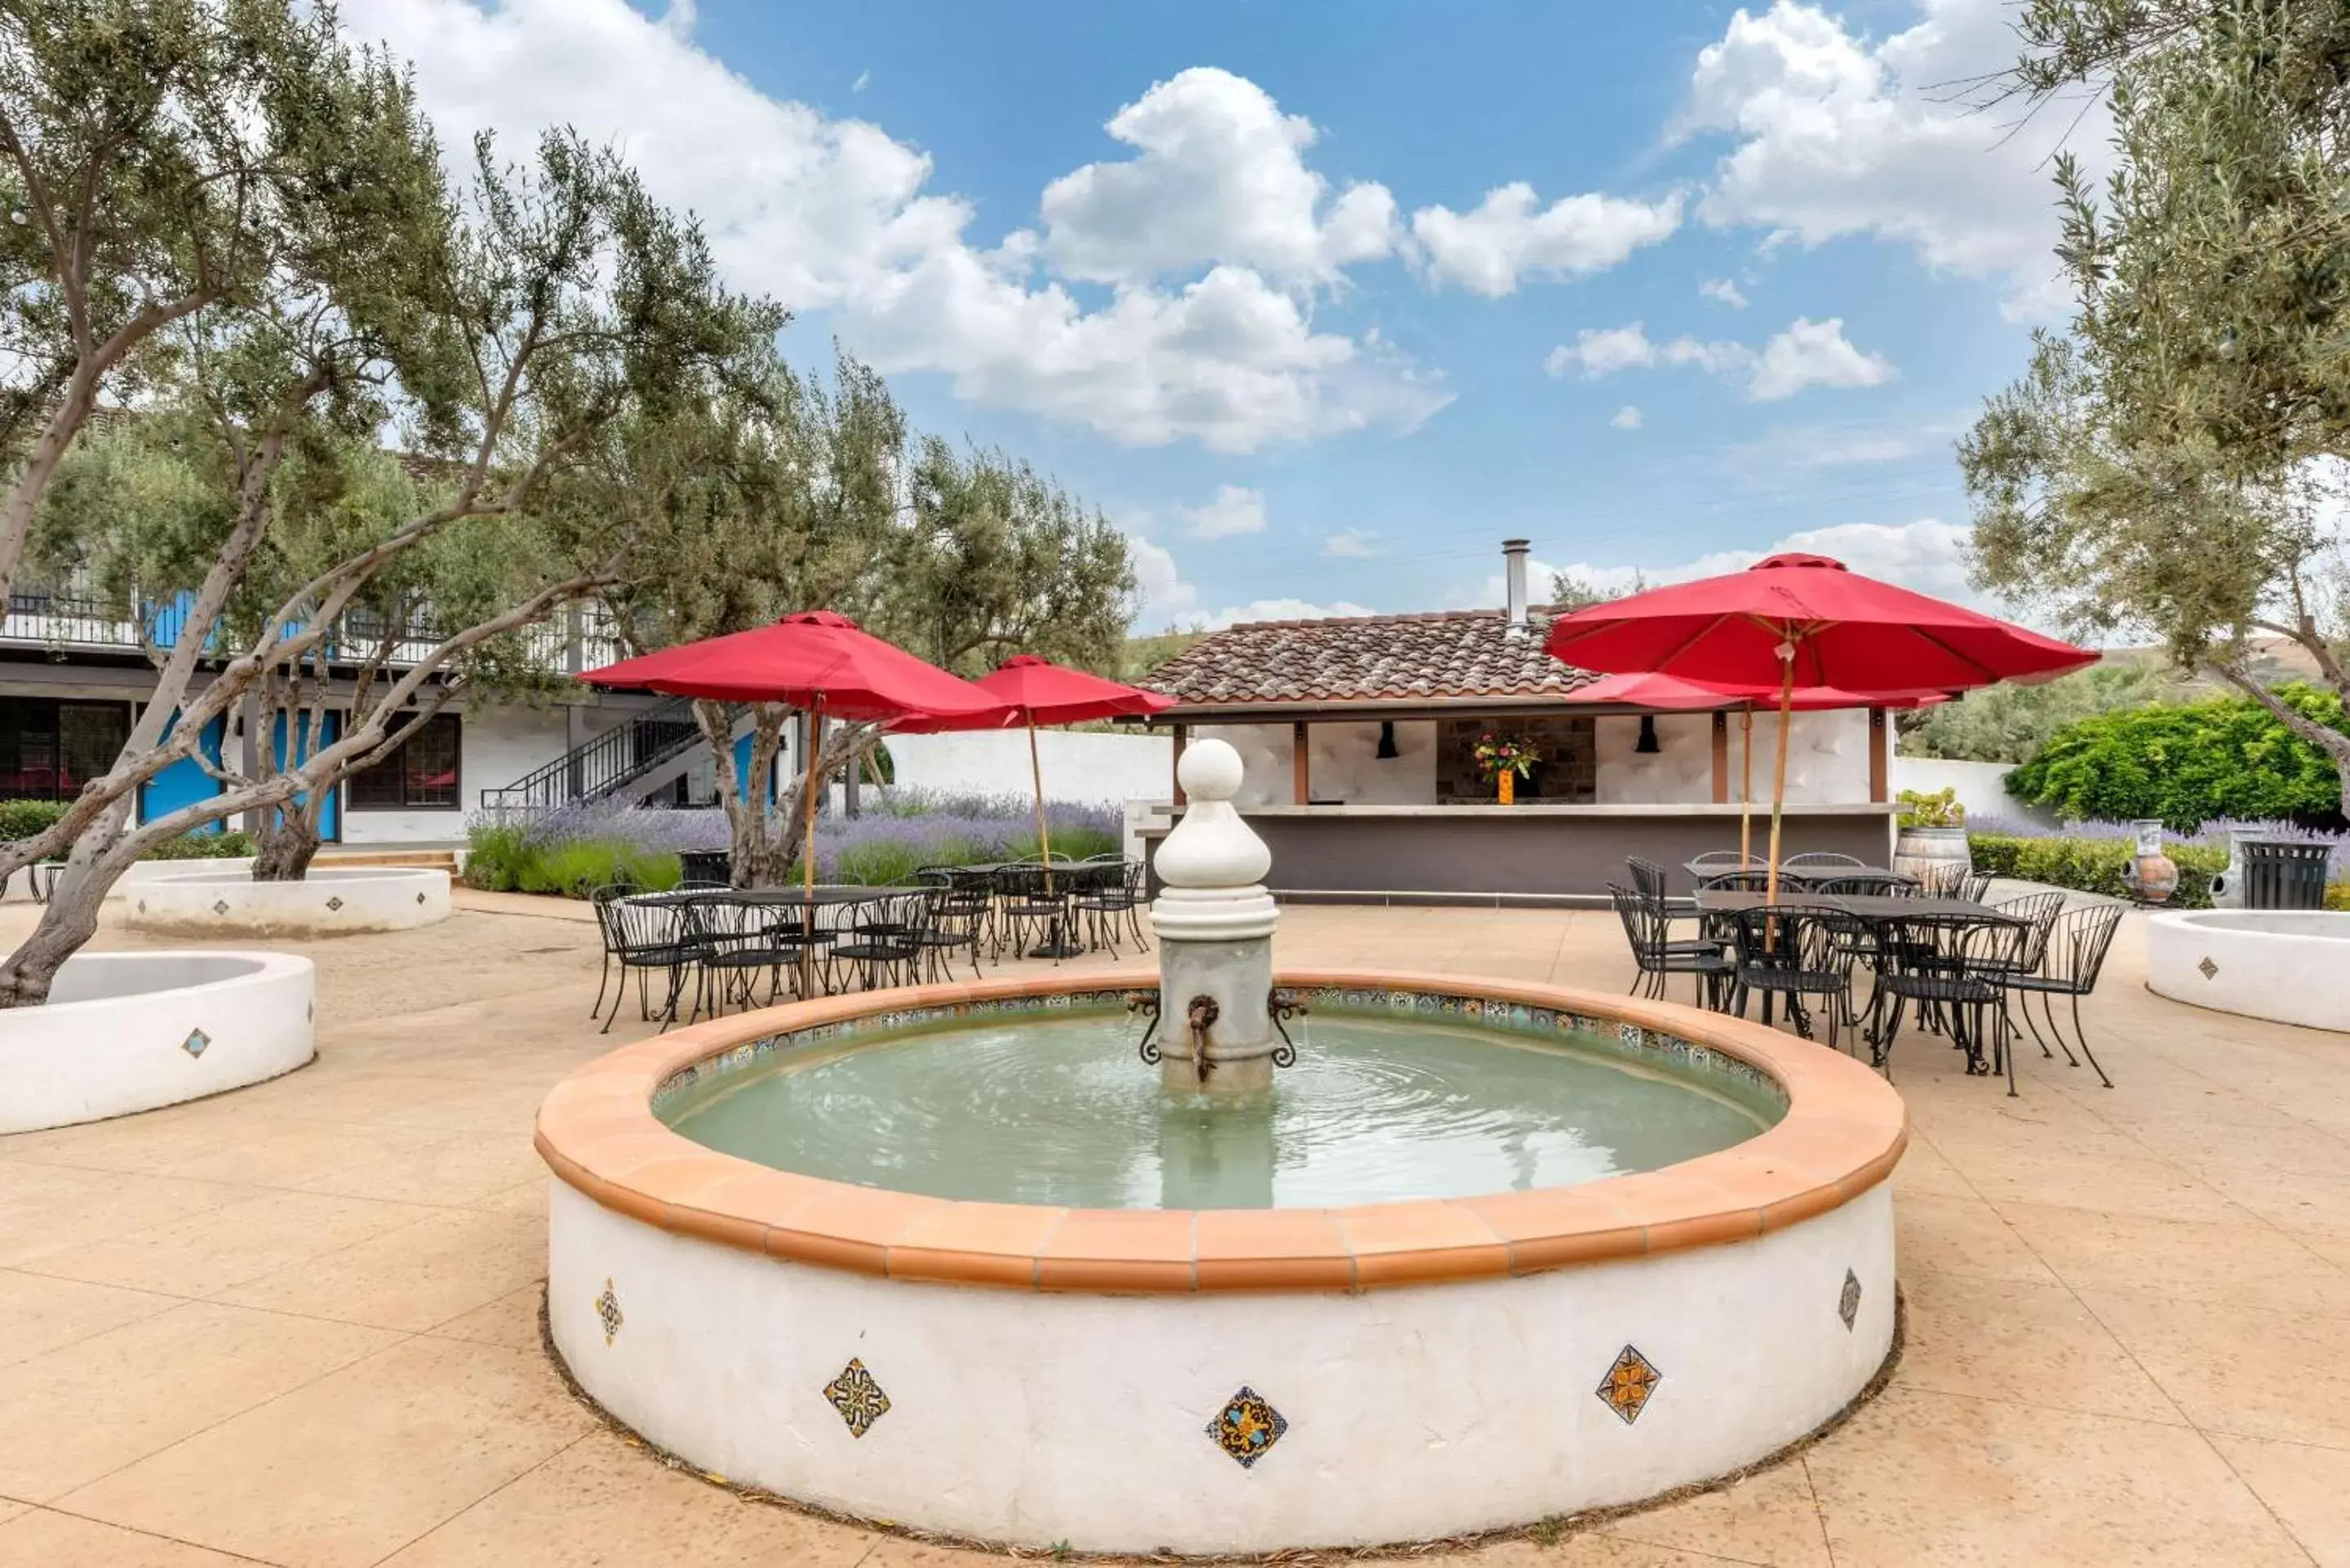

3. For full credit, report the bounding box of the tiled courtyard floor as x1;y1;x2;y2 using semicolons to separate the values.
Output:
2;890;2348;1566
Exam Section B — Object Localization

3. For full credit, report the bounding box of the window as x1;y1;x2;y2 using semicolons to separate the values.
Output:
0;698;131;800
347;714;461;810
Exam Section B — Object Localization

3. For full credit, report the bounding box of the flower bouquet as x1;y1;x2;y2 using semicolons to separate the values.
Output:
1474;731;1540;804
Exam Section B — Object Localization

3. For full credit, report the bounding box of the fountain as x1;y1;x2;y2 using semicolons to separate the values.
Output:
536;739;1905;1552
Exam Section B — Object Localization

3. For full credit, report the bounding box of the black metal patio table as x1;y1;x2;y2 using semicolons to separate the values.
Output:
630;885;910;1001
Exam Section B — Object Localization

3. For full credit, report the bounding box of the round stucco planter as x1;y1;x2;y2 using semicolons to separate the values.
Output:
538;970;1905;1555
0;950;315;1133
126;866;451;938
2148;909;2350;1033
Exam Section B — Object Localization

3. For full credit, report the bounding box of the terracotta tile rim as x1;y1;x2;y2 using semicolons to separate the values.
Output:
535;968;1906;1293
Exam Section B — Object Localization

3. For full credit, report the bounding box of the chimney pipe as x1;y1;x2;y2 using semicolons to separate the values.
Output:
1502;538;1531;632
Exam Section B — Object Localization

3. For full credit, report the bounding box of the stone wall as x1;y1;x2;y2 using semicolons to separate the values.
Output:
1436;717;1596;803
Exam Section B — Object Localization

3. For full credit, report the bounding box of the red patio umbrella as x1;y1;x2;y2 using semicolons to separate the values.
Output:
583;612;1010;982
1546;554;2095;900
896;655;1172;938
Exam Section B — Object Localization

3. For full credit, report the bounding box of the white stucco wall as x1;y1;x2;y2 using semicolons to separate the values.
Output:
1195;722;1441;808
1595;714;1715;804
881;729;1173;806
1887;754;2054;830
0;950;315;1132
549;1178;1893;1553
128;866;452;937
1724;709;1871;805
2148;911;2350;1032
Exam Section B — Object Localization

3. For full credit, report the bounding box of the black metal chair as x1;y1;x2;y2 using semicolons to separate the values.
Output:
588;880;642;1021
598;895;706;1032
1072;856;1150;955
1995;901;2125;1088
833;888;930;990
1784;852;1866;871
1956;869;1995;903
911;871;991;981
1864;911;2031;1094
992;861;1071;963
1812;872;1918;898
1699;868;1776;893
1627;856;1700;919
1691;850;1766;873
1724;904;1860;1052
1986;891;2067;972
1610;884;1733;1006
694;895;812;1012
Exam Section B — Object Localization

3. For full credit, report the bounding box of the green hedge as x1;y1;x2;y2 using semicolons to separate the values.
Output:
2006;684;2350;831
1967;831;2228;907
0;799;251;862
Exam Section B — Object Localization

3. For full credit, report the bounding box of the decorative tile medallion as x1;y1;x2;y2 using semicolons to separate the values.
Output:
325;896;344;912
824;1358;889;1437
180;1028;211;1060
593;1278;623;1345
136;900;146;915
1596;1344;1661;1426
211;899;230;916
1206;1385;1288;1468
1839;1269;1862;1331
415;891;427;906
2198;955;2219;981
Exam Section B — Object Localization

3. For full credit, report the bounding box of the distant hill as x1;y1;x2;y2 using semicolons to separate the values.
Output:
1118;629;1204;683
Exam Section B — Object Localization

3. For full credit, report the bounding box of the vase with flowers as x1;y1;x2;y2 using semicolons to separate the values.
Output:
1474;730;1540;804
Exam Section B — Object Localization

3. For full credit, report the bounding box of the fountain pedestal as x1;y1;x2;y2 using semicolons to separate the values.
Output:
1150;739;1280;1094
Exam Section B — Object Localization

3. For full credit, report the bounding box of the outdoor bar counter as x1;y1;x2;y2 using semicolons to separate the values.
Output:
1139;801;1898;906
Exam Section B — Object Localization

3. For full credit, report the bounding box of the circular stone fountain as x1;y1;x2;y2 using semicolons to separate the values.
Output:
536;741;1905;1553
2147;909;2350;1032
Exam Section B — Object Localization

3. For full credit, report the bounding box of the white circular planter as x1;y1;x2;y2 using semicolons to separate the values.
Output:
126;866;451;937
2148;910;2350;1033
0;950;315;1132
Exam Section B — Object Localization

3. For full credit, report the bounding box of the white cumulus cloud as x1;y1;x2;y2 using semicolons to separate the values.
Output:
1700;277;1749;308
1322;528;1381;557
340;0;1449;454
1472;518;1993;613
1610;405;1643;429
1409;184;1683;297
1544;317;1891;401
1181;485;1268;538
1683;0;2099;320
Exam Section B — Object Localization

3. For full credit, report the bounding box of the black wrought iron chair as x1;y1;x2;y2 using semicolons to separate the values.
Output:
1813;872;1918;898
833;888;930;990
598;894;705;1032
1994;901;2125;1088
1864;910;2030;1094
1956;869;1995;903
911;871;991;981
992;861;1071;963
694;894;811;1012
588;880;642;1021
1072;856;1150;955
1724;904;1860;1052
1610;884;1733;1007
1691;850;1766;873
1783;852;1866;871
1699;868;1775;893
1626;856;1699;919
1986;891;2067;972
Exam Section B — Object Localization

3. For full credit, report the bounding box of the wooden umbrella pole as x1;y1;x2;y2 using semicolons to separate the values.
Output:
1764;651;1795;907
1739;705;1754;864
1026;713;1053;895
800;698;822;996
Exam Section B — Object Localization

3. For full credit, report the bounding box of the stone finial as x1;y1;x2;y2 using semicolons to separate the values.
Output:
1155;740;1270;889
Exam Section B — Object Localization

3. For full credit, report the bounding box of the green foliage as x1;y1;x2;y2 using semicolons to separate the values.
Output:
1896;787;1965;829
141;828;253;860
1897;663;2181;763
1547;569;1647;611
831;839;928;888
1968;832;2228;908
461;824;680;897
2006;685;2350;831
0;800;67;842
1009;826;1121;862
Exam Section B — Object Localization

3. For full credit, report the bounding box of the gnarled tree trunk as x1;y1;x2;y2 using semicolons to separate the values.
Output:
251;813;322;881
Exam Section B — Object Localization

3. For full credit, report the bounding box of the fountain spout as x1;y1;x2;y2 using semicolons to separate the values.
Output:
1149;738;1282;1094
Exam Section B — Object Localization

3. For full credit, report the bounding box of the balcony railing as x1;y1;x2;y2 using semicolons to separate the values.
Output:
0;591;620;673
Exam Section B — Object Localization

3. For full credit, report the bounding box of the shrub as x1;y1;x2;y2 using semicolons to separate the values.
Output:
0;800;67;841
1895;787;1963;829
2006;684;2350;831
461;823;534;891
1967;831;2229;907
144;829;255;861
512;839;682;899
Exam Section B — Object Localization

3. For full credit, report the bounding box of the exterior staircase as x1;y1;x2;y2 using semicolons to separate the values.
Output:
314;847;461;873
477;696;712;821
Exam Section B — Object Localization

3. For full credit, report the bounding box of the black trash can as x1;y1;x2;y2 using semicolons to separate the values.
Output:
2239;839;2330;910
679;849;734;886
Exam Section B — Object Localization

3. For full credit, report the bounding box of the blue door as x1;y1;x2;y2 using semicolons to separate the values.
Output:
271;710;342;841
139;714;228;831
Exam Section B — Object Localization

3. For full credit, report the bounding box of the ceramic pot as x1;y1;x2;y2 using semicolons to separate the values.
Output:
2127;852;2179;905
1497;770;1515;805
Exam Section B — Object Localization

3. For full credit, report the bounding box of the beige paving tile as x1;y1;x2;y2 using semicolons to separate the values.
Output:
1896;1273;2184;1424
0;1500;20;1530
0;1508;254;1566
297;1132;551;1207
2086;1288;2350;1449
0;1301;397;1502
1998;1202;2350;1316
153;1118;464;1189
379;1430;879;1566
468;1178;548;1218
1599;1458;1829;1566
24;1188;437;1299
0;1270;184;1371
2208;1434;2350;1568
214;1207;545;1333
0;1096;292;1176
1958;1149;2248;1225
0;1165;247;1270
423;1286;544;1352
1805;1385;2310;1566
1894;1192;2060;1285
63;1335;600;1568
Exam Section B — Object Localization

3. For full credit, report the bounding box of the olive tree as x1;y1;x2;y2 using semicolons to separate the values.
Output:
1960;0;2350;803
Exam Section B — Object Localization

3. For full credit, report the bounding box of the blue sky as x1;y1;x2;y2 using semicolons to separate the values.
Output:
343;0;2091;630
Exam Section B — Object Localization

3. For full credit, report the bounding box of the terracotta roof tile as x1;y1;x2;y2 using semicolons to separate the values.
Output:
1143;606;1597;708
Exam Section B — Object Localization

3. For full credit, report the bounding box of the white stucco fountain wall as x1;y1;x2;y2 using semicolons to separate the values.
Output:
128;866;452;937
0;950;316;1132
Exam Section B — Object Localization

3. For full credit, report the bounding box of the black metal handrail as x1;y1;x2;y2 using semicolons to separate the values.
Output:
479;695;705;818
